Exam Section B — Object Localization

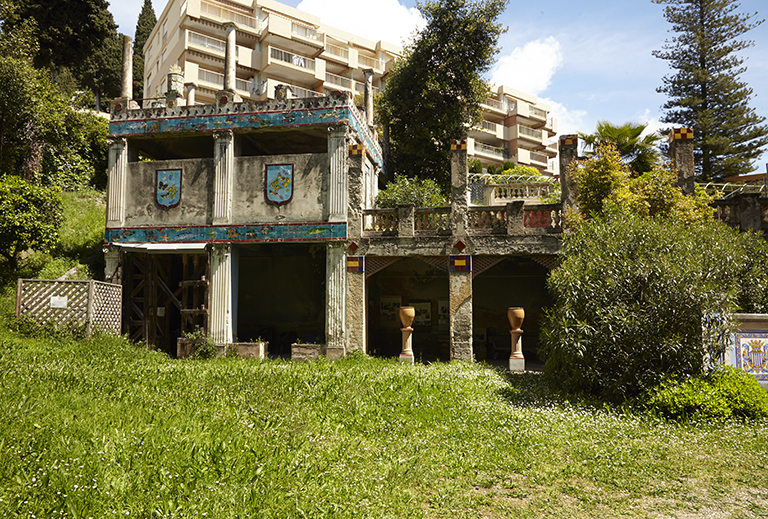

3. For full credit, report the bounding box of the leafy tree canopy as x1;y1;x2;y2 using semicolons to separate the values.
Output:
379;0;507;192
0;175;63;270
567;142;713;225
375;175;447;208
653;0;768;180
580;121;661;174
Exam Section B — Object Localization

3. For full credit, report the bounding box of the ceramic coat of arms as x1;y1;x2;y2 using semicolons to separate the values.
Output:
156;169;182;208
265;164;293;206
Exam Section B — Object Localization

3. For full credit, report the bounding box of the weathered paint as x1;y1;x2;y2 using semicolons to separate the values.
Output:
104;222;346;243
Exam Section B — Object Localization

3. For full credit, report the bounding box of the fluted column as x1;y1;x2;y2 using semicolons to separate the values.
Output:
328;126;348;222
213;130;234;224
325;243;347;359
209;244;233;345
106;137;128;227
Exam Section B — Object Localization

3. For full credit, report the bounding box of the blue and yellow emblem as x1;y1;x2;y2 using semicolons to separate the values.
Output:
156;169;181;208
265;164;293;206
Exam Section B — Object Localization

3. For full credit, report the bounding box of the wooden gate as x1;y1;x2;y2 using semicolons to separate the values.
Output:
123;252;209;354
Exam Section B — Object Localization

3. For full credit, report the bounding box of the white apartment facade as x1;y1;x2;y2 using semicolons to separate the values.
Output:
143;0;558;175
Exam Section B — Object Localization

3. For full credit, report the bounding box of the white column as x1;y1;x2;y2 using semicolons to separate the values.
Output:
325;243;347;359
213;130;234;224
121;35;133;99
328;126;348;222
106;137;127;227
209;244;233;345
223;23;237;92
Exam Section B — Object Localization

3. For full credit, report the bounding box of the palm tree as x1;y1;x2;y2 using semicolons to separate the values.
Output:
580;121;661;174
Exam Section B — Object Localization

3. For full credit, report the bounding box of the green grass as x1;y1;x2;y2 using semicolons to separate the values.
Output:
0;329;766;518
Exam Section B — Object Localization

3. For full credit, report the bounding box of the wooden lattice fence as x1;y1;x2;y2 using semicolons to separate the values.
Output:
15;279;122;337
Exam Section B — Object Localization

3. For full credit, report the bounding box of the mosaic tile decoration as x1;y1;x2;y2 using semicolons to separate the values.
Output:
349;144;365;156
265;164;293;206
105;222;346;244
109;106;383;167
670;127;694;142
346;256;365;272
450;139;467;150
733;332;768;381
560;135;578;146
156;169;181;208
449;255;472;272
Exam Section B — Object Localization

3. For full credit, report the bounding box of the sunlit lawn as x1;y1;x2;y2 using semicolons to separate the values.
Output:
0;330;766;518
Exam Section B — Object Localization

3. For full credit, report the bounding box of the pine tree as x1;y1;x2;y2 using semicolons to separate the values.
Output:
134;0;157;100
653;0;768;180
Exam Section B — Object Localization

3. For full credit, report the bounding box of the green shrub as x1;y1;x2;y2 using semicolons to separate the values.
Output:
486;164;497;175
502;160;515;170
541;213;745;401
469;159;483;174
375;174;447;208
184;327;218;360
645;366;768;421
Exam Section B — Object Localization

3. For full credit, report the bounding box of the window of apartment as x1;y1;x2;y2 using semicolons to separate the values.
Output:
161;49;167;64
162;20;168;44
146;46;152;60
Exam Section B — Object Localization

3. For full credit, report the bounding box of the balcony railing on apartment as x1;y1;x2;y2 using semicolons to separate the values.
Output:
188;30;226;54
326;72;352;89
289;85;323;98
358;54;383;71
519;125;542;140
197;68;251;93
292;21;319;41
270;47;315;71
474;141;504;158
529;106;547;119
325;43;349;60
482;97;503;110
530;151;549;165
200;1;259;30
353;82;380;94
479;120;497;132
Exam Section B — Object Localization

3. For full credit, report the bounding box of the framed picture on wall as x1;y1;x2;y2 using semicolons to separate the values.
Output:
438;298;449;331
380;295;402;327
412;301;432;327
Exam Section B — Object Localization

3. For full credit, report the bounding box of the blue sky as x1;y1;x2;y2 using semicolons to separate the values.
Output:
111;0;768;174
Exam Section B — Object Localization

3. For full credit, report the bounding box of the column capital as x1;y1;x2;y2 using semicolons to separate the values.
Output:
213;129;234;142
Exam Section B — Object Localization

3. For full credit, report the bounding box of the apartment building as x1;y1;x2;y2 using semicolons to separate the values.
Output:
143;0;558;175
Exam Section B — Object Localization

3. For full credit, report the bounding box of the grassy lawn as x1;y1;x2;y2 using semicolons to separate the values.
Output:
0;328;766;518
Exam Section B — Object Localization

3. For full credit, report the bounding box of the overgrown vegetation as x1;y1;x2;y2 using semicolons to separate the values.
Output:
375;174;447;208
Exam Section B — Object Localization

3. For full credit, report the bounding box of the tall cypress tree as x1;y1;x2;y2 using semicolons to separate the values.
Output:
133;0;157;100
653;0;768;180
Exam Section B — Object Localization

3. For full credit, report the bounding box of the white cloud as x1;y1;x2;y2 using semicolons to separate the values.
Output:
542;98;586;138
638;109;665;137
297;0;425;46
490;37;562;96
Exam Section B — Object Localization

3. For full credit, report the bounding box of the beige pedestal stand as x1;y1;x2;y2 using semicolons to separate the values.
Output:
399;306;415;364
508;307;525;372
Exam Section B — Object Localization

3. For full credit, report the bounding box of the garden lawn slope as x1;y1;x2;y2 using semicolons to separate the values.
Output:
0;333;767;518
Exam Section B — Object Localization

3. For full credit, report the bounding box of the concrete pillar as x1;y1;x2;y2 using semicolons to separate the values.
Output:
346;261;366;353
347;145;366;239
328;126;348;222
103;245;120;284
449;266;473;361
559;135;579;209
209;244;233;345
362;68;374;129
450;140;469;235
397;205;415;237
213;130;234;224
106;137;128;227
223;23;237;92
669;128;695;195
121;35;133;100
185;82;197;106
326;243;347;359
506;201;525;235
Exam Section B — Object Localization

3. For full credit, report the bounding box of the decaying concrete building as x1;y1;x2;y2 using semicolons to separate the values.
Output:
105;34;566;363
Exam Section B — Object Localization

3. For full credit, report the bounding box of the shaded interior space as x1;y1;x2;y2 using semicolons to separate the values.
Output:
473;256;553;367
128;134;214;161
236;243;326;357
236;127;327;156
122;252;209;357
367;257;450;362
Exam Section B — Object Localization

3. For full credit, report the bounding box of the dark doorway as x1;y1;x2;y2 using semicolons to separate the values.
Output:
472;256;552;367
237;243;326;357
367;257;451;362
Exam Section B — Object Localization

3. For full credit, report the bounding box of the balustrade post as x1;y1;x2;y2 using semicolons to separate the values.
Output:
506;201;525;235
397;205;415;237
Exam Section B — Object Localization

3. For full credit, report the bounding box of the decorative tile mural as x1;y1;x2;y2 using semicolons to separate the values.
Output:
449;255;472;272
109;105;383;167
733;332;768;381
105;222;346;244
265;164;293;205
346;256;364;272
156;169;181;208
